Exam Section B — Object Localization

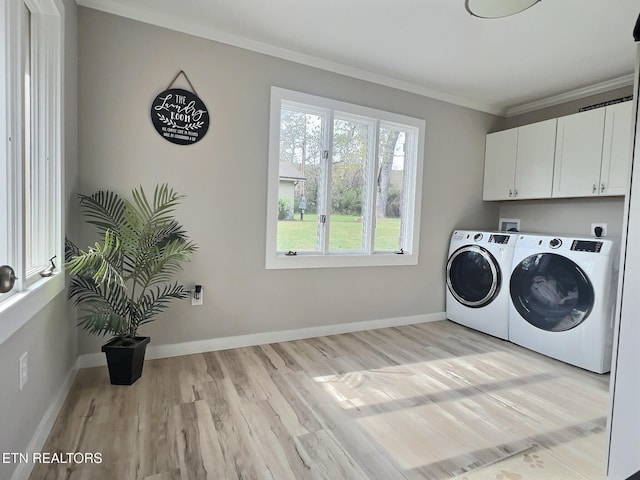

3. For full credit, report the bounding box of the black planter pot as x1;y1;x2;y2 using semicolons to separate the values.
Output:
101;336;150;385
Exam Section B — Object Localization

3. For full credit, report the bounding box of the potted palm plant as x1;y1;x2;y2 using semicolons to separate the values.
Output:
65;184;197;385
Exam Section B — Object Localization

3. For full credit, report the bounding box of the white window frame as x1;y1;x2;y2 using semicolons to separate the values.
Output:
266;87;425;269
0;0;64;345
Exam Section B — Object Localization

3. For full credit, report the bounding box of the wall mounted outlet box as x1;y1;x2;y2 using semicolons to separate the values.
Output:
191;285;203;306
591;223;608;237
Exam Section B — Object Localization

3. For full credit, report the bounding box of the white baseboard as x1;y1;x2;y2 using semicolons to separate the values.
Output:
77;312;446;368
10;359;79;480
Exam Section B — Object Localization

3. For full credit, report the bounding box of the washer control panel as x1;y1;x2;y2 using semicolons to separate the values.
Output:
571;240;603;253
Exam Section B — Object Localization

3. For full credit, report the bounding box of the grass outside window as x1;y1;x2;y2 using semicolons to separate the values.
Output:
277;214;401;252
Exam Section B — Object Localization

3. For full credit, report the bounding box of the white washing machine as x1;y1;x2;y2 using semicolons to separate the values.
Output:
446;230;518;340
508;234;617;373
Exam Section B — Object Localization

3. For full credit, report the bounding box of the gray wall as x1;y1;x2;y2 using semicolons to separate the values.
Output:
499;197;625;238
495;87;633;238
77;8;501;354
0;1;78;478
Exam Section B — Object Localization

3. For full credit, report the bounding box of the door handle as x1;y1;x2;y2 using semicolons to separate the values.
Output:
0;265;17;293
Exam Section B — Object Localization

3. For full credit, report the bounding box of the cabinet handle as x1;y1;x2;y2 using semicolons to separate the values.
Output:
592;184;597;194
514;189;518;197
601;183;605;193
509;189;513;197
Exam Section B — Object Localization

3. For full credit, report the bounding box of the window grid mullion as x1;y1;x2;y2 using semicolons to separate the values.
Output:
12;1;27;291
34;13;49;273
400;129;417;252
27;5;37;275
49;14;62;271
320;110;334;255
25;5;44;280
365;120;380;254
27;10;58;280
0;0;23;294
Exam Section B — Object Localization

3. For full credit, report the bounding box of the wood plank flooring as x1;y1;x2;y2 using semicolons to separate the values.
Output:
29;321;610;480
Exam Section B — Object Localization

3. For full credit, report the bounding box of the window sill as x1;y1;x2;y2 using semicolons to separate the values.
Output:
265;252;419;269
0;273;65;345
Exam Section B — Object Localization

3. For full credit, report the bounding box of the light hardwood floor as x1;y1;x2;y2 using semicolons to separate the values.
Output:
29;320;610;480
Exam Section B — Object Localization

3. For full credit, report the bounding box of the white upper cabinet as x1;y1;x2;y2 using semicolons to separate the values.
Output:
552;102;633;198
482;118;556;201
514;118;557;199
600;101;633;196
552;108;606;198
483;128;517;201
483;101;632;201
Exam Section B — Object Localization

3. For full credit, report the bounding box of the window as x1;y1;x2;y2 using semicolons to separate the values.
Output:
266;87;425;269
0;0;64;343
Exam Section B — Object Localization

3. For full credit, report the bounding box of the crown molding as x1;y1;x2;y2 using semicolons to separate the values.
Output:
76;0;634;119
76;0;507;116
506;74;635;117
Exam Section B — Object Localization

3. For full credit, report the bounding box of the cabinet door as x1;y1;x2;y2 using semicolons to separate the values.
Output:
600;101;633;196
552;108;606;198
483;128;517;201
514;118;557;199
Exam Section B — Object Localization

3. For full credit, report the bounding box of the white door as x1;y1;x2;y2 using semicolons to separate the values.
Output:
553;108;606;198
601;101;633;196
483;128;517;201
514;118;556;199
607;49;640;479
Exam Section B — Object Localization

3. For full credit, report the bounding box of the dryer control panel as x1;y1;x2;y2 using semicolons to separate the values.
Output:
571;240;603;253
489;234;510;244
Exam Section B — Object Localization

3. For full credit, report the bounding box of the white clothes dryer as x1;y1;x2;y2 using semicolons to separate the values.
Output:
508;234;617;373
446;230;518;340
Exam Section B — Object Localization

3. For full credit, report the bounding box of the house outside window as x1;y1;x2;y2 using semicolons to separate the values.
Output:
278;161;306;221
266;87;425;269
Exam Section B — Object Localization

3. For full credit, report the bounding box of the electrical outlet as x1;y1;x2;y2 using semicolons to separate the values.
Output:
19;352;28;391
191;286;203;306
591;223;607;237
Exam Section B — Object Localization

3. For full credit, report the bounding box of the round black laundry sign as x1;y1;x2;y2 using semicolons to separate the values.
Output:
150;88;209;145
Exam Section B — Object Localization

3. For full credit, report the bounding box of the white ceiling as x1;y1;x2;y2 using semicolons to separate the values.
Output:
77;0;639;116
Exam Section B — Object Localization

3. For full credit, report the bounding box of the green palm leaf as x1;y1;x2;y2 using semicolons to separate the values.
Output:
65;230;124;286
131;184;183;227
134;238;196;288
66;184;197;341
77;307;126;337
78;190;126;237
134;283;189;329
69;275;127;316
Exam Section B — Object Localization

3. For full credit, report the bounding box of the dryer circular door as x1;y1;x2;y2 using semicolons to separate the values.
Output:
447;245;500;308
510;253;594;332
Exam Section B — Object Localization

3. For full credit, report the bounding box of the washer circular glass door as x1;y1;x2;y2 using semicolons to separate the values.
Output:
510;253;594;332
447;245;500;308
